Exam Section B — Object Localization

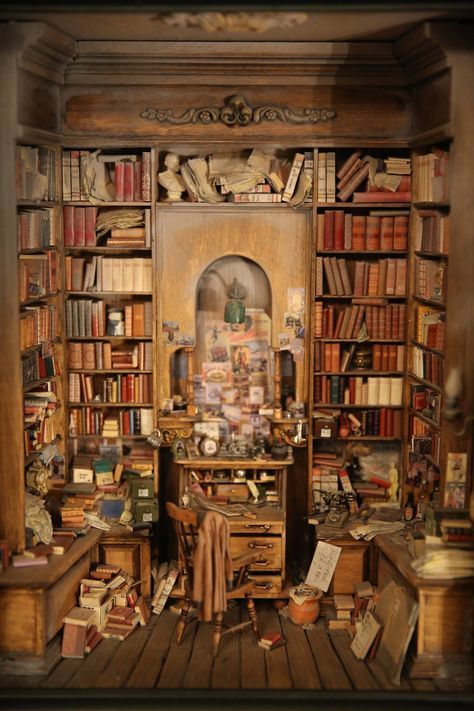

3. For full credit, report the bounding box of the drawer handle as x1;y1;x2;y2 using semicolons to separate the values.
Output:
253;559;270;567
245;524;271;530
254;582;274;591
248;542;273;550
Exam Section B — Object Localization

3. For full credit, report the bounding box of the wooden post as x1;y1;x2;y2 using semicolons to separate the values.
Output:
273;347;282;418
185;346;197;415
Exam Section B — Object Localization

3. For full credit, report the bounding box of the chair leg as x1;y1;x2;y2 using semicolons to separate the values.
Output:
245;592;259;638
176;598;191;644
212;611;223;657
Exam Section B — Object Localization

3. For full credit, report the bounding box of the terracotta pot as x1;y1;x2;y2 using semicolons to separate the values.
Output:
288;588;323;626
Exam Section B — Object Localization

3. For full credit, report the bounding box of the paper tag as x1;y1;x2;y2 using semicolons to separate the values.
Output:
143;513;152;522
305;541;342;592
138;488;149;498
321;427;331;438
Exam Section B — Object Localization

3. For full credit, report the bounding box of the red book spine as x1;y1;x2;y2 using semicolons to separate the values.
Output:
349;377;356;404
352;216;366;250
63;206;75;247
324;211;335;250
120;376;127;403
393;409;402;437
328;305;335;338
133;160;142;201
386;408;394;436
365;216;381;250
114;162;125;201
73;207;86;247
365;306;373;339
372;344;382;370
334;211;344;250
381;345;389;371
127;374;135;402
379;408;387;436
372;306;379;340
352;191;411;203
123;161;134;202
84;207;97;246
380;216;394;250
393;215;409;250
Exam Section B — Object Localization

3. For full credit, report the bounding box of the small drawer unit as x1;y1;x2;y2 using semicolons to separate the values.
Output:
175;457;290;598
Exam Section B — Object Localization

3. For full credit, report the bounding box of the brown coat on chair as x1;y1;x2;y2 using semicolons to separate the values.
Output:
192;511;233;622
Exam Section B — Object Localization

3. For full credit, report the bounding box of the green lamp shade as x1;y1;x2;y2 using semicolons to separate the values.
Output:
224;298;246;324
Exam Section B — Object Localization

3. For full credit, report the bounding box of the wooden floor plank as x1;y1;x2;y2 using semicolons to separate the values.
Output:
93;623;152;688
367;658;411;691
156;610;198;688
65;639;122;688
409;677;437;691
211;603;241;690
329;630;380;691
182;618;215;689
41;659;83;688
126;610;178;688
258;603;292;690
280;615;321;689
240;603;266;690
305;619;352;691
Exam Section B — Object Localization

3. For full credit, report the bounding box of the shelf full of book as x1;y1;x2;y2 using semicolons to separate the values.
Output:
61;146;159;502
403;144;451;514
309;148;412;514
17;143;67;497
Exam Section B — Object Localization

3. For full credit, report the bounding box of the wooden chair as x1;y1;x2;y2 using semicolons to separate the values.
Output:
165;501;260;657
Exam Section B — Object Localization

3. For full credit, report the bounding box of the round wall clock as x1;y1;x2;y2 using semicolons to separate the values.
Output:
199;436;220;457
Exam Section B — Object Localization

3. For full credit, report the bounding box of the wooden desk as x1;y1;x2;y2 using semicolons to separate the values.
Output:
313;521;374;595
0;529;102;674
374;534;473;679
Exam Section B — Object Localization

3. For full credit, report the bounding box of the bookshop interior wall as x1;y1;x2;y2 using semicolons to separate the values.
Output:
0;6;472;696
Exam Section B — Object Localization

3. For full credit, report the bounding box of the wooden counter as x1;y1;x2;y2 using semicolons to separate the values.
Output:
0;529;102;674
374;534;473;679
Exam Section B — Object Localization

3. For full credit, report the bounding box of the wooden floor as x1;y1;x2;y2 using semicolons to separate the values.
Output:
0;602;472;705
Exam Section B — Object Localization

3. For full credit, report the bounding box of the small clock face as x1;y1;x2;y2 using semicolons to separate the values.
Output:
200;437;220;457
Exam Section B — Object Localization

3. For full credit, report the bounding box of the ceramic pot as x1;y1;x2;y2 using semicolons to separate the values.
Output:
288;588;323;626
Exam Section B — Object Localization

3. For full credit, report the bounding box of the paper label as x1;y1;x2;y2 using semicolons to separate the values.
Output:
305;541;342;592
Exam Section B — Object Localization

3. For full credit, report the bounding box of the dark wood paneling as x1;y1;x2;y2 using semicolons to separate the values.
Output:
17;69;61;132
411;70;451;138
63;85;411;142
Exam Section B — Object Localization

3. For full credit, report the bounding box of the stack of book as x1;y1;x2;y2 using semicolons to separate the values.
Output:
61;606;101;659
258;632;286;652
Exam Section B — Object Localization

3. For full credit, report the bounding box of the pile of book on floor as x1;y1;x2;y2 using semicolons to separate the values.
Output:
258;631;286;652
327;582;383;661
61;562;150;658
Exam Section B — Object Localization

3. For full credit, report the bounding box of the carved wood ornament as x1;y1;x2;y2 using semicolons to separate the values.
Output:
140;95;336;127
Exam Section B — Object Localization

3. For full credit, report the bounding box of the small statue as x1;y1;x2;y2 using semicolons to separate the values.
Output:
388;461;399;503
157;152;186;201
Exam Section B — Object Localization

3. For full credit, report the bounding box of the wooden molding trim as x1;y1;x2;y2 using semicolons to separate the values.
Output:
6;22;77;85
140;94;336;127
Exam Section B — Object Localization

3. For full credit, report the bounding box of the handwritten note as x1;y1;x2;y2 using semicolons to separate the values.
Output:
305;541;342;592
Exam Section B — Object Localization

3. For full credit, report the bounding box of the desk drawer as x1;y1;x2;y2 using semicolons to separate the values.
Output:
230;536;282;571
215;484;248;501
230;520;284;535
249;574;283;595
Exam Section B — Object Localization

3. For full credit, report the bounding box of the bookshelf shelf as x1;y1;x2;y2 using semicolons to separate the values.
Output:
413;295;445;309
408;407;440;430
315;338;405;344
319;250;408;256
312;434;402;441
64;200;150;207
65;247;152;253
407;372;444;394
23;376;60;392
315;202;411;209
68;369;153;374
68;434;148;440
20;292;58;306
24;436;62;466
68;402;152;408
315;370;403;377
411;340;444;357
17;200;59;208
320;294;406;300
66;291;153;296
19;246;58;255
65;336;152;342
414;251;449;259
313;403;402;410
412;201;449;209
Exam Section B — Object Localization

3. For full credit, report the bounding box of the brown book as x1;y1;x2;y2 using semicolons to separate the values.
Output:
330;257;345;296
331;343;340;371
372;344;382;370
85;627;103;655
323;257;337;295
385;259;396;295
353;261;366;297
110;227;146;239
63;606;96;627
337;259;352;295
23;543;53;559
323;211;335;250
352;304;365;339
101;625;134;641
316;212;325;251
334;210;345;250
336;149;363;181
67;343;83;369
71;257;85;291
352;215;366;250
346;305;359;339
333;308;345;339
388;345;398;371
381;345;389;371
62;622;88;659
337;162;370;202
378;259;387;296
393;215;409;250
134;596;151;626
395;259;407;296
338;306;353;340
380;216;394;250
132;302;145;336
367;262;380;296
365;216;381;250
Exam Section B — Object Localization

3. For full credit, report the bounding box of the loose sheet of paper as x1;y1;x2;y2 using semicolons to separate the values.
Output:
305;541;342;592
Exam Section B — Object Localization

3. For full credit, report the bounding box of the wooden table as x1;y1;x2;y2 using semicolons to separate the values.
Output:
374;534;473;679
0;529;102;674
